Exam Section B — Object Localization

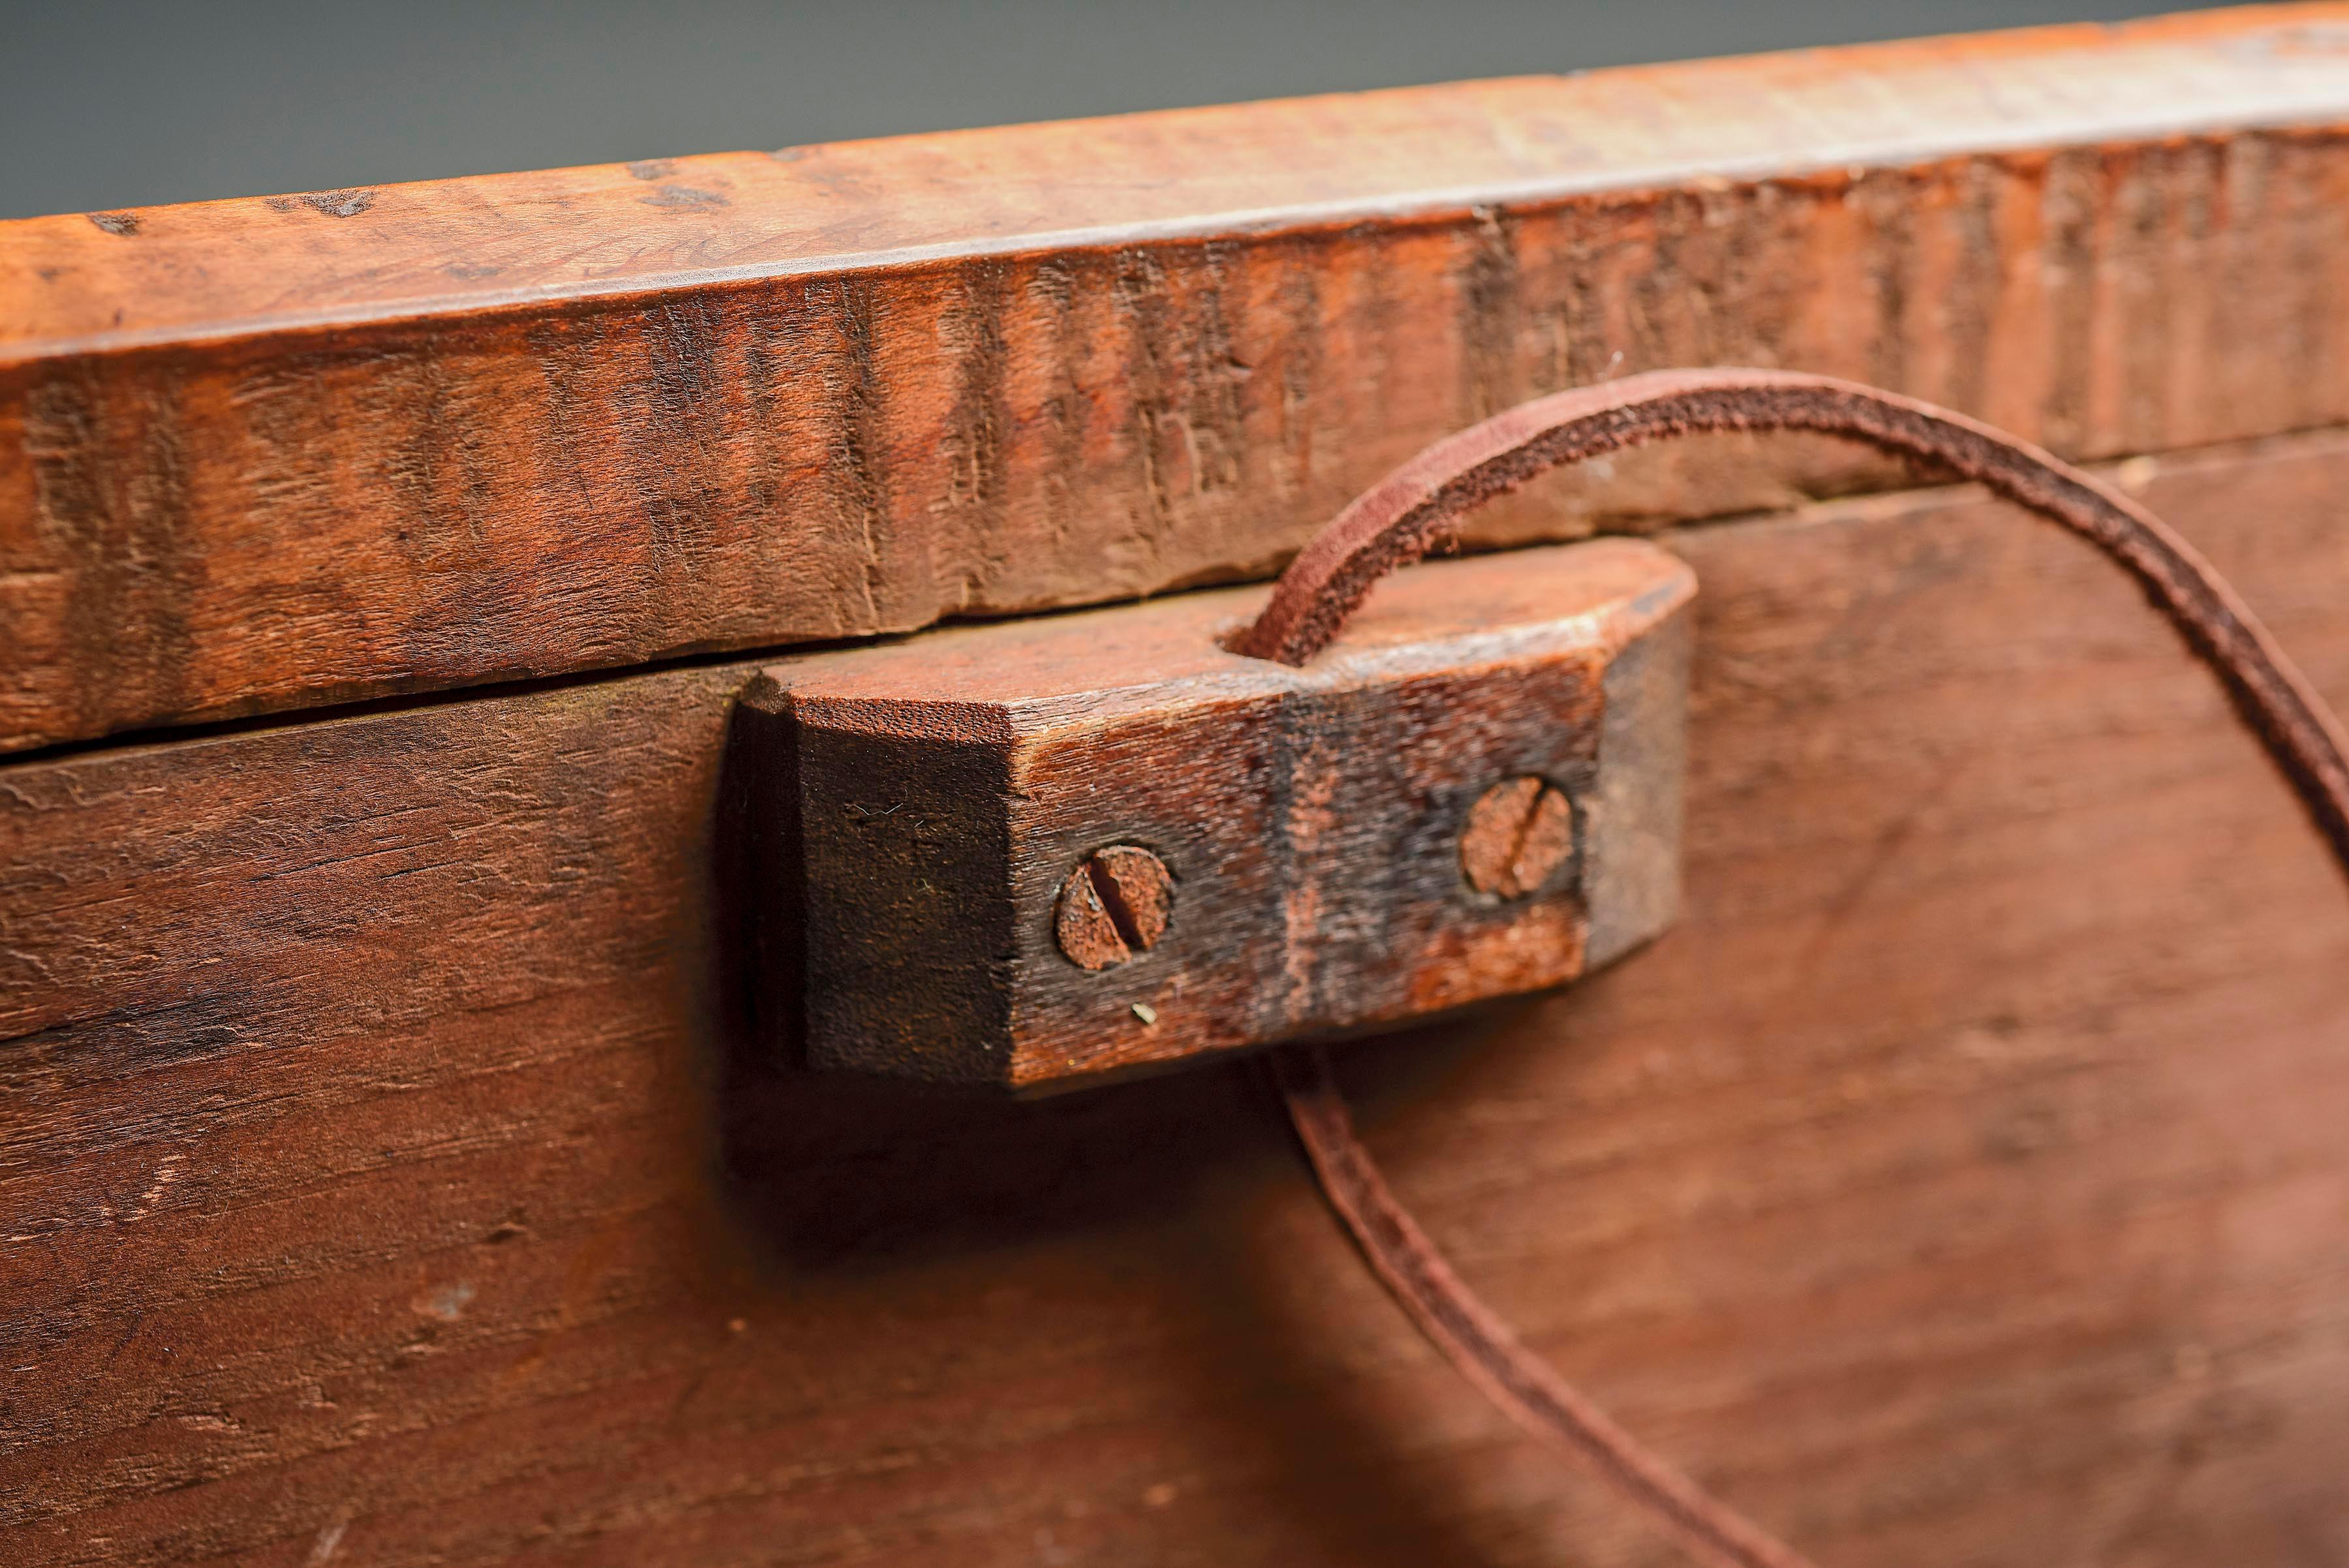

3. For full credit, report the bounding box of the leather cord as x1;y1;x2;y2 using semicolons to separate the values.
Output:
1240;369;2349;1568
1271;1043;1816;1568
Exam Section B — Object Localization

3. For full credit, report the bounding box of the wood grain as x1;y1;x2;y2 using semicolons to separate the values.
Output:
747;540;1689;1090
9;6;2349;752
5;429;2348;1565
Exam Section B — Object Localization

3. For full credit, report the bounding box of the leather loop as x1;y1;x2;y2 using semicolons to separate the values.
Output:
1249;369;2349;1568
1273;1044;1815;1568
1235;369;2349;866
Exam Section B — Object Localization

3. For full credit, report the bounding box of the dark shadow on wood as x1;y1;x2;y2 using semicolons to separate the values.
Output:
700;696;1554;1560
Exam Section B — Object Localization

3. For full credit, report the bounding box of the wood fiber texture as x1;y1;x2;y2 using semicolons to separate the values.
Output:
8;7;2349;750
5;430;2348;1565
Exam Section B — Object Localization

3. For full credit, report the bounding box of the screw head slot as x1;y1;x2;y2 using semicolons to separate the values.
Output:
1055;846;1175;970
1460;776;1575;899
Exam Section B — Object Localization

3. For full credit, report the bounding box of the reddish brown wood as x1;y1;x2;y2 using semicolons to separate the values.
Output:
1254;370;2349;1568
744;540;1690;1091
8;12;2349;1563
5;430;2349;1565
7;7;2349;753
1235;368;2349;874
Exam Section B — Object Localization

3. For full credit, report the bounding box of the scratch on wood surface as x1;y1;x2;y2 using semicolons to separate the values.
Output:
812;277;893;633
305;1516;348;1564
299;189;377;219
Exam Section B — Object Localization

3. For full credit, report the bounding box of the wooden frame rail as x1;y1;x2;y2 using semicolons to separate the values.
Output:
8;5;2349;752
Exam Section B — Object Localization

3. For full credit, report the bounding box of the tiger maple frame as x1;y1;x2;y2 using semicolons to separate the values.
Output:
8;5;2349;753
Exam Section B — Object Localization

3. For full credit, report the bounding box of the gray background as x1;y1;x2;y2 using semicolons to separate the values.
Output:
5;1;2205;221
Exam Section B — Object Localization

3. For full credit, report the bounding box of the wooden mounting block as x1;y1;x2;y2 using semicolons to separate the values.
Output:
739;539;1692;1091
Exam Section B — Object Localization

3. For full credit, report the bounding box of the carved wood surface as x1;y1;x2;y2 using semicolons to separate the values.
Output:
6;430;2348;1565
7;6;2349;752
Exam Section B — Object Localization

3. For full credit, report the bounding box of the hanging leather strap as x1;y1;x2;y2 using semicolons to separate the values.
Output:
1273;1043;1815;1568
1240;369;2349;1568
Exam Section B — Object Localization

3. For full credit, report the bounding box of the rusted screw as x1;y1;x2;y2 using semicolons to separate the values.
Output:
1460;776;1575;899
1054;845;1176;970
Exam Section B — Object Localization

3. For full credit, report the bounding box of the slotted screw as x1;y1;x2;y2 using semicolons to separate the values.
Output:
1054;845;1175;970
1460;776;1575;899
